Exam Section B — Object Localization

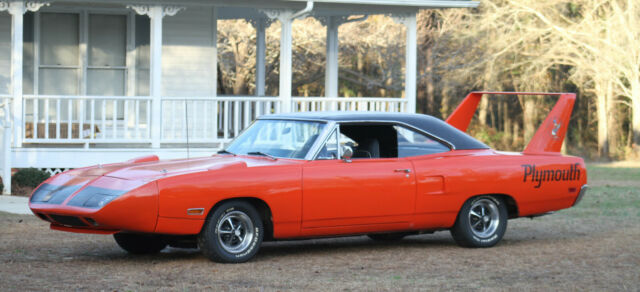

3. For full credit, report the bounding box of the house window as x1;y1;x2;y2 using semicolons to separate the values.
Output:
87;14;127;96
0;13;11;95
24;11;149;96
39;13;80;95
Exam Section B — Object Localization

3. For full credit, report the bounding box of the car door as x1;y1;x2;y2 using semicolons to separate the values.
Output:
301;124;416;228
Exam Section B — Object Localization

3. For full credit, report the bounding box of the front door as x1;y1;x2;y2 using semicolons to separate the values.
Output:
301;125;416;228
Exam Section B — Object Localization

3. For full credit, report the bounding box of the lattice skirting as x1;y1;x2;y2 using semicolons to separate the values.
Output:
39;168;72;176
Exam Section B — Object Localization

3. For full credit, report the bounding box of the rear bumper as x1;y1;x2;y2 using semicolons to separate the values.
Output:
572;185;588;206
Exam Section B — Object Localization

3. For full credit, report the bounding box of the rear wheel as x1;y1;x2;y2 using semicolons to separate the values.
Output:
113;233;167;254
198;201;264;263
450;196;507;247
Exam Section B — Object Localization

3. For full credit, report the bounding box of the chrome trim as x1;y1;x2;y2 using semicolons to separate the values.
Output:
256;117;456;160
304;121;338;160
573;185;589;206
225;119;329;161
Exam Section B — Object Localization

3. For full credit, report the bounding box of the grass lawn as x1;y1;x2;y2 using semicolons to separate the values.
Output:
560;163;640;218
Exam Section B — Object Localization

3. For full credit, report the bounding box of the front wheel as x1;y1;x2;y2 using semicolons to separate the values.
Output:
450;196;508;248
198;201;264;263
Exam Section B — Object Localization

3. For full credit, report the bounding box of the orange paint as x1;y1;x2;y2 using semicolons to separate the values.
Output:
28;92;587;244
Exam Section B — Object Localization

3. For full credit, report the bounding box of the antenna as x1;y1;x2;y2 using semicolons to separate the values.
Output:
185;100;190;159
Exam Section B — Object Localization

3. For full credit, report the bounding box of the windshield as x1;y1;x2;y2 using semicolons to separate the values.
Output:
226;120;326;159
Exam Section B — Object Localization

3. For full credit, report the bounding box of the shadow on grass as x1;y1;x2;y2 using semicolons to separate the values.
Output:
56;221;601;264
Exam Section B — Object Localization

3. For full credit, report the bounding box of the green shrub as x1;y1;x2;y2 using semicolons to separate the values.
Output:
12;168;50;188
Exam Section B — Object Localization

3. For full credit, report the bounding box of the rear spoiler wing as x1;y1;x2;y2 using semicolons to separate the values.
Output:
445;91;576;154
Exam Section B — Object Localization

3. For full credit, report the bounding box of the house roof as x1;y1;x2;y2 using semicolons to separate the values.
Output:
260;111;490;150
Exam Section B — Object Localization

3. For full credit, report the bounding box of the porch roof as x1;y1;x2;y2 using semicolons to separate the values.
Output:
54;0;479;12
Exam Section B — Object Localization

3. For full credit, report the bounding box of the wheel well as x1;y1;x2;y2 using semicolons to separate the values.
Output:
465;194;519;219
208;197;274;241
491;194;519;219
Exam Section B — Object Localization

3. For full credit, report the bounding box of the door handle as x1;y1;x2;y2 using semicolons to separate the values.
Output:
394;169;411;173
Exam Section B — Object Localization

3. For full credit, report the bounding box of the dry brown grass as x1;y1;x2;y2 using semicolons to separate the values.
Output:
0;213;637;291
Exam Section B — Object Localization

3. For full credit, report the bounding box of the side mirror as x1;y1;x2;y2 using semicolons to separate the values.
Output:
341;145;353;161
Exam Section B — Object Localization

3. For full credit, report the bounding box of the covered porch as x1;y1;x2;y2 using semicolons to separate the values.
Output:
0;0;478;194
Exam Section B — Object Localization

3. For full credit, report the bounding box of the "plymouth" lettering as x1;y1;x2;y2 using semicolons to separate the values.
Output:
522;163;581;188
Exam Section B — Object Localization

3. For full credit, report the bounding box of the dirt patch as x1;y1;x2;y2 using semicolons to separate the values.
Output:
0;212;638;291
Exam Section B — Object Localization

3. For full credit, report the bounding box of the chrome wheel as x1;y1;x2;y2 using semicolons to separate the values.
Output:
216;211;255;254
468;198;500;238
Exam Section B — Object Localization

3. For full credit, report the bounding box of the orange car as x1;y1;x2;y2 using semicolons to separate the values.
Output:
29;92;587;263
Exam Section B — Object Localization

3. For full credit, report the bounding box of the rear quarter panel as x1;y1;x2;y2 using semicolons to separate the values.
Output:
410;150;586;229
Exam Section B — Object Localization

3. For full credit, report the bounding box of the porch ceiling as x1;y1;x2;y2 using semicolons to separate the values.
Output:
52;0;479;15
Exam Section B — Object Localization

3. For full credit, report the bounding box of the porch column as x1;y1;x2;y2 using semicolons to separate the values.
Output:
325;16;339;99
1;1;49;195
393;12;417;113
128;5;184;148
263;10;295;113
149;6;163;148
9;1;23;148
252;18;267;97
279;15;293;112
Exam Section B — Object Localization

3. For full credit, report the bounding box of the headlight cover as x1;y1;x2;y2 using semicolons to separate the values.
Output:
67;186;127;208
31;184;82;204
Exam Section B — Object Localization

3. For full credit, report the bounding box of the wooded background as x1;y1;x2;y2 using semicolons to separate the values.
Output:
216;0;640;161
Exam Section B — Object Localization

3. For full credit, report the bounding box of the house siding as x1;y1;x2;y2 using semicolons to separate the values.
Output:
162;7;216;97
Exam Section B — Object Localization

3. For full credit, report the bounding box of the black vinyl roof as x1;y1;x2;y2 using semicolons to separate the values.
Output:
260;111;489;150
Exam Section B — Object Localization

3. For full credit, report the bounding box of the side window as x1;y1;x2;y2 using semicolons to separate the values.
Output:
394;125;450;157
316;130;339;160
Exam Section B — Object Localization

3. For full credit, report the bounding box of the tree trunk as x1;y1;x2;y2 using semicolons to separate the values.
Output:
425;46;435;115
478;63;494;126
523;97;536;144
606;80;620;158
502;100;511;144
479;98;489;126
440;88;451;119
631;79;640;149
512;122;520;148
596;82;609;159
232;38;249;95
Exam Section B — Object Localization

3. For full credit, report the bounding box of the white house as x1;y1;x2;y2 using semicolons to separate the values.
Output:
0;0;478;194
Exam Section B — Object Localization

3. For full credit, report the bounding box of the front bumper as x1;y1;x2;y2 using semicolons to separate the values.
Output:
29;181;159;234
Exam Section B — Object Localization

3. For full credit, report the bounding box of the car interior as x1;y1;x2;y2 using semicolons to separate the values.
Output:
317;123;451;160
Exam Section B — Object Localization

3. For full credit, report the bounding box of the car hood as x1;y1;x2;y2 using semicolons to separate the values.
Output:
65;154;294;181
30;154;299;207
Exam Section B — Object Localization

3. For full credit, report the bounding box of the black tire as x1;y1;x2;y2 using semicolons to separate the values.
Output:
367;232;409;241
198;200;264;263
450;196;508;248
113;233;167;254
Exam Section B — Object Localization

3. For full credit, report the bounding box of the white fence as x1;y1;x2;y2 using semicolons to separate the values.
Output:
14;95;407;145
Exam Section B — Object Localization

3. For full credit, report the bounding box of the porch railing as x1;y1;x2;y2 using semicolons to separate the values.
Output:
292;97;407;112
161;96;281;143
23;95;152;143
18;95;407;145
